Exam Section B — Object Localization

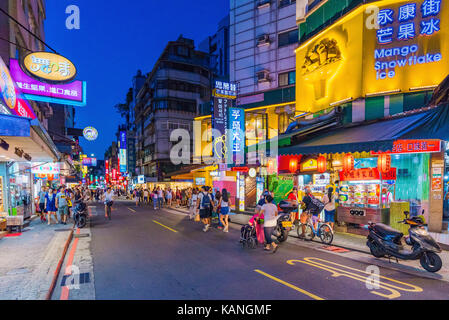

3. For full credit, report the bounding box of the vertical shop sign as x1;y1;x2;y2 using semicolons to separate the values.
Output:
227;107;245;166
119;131;127;173
432;167;442;192
212;81;237;162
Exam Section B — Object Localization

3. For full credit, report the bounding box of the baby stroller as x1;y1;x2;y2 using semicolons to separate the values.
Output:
240;224;258;249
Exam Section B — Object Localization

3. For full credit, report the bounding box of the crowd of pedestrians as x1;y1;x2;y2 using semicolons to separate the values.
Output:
36;186;111;225
131;187;192;209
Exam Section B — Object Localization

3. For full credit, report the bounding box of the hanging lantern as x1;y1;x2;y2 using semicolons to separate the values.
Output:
343;153;354;172
317;156;327;173
289;158;298;173
378;153;391;174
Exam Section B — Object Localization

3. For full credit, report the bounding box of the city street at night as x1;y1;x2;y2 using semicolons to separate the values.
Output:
47;200;449;300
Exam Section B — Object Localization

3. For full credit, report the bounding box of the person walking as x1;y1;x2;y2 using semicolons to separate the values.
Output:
260;195;279;252
219;189;230;232
56;186;69;225
323;186;336;230
197;186;212;232
45;188;58;225
143;189;149;205
152;189;158;210
37;186;47;223
157;187;163;209
134;189;139;206
103;188;114;220
189;188;198;219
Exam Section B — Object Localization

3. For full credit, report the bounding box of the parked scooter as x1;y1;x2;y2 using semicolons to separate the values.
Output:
73;199;88;228
366;210;442;272
272;200;298;243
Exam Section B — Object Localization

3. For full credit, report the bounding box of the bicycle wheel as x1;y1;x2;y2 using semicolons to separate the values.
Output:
319;224;333;244
296;223;314;241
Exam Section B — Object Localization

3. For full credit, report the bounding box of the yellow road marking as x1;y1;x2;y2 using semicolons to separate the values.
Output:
152;220;178;233
287;257;423;299
254;269;325;300
128;207;136;213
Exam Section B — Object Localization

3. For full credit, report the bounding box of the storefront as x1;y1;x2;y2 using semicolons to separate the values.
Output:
279;106;449;233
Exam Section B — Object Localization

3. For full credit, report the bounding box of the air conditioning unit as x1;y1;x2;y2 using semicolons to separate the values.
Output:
257;70;270;82
257;34;270;46
257;0;271;9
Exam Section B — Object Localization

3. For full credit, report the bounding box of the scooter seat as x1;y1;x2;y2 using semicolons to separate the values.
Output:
373;223;403;242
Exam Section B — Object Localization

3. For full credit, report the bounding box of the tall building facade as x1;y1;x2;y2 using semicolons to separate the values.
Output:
134;36;211;181
229;0;298;146
0;0;52;127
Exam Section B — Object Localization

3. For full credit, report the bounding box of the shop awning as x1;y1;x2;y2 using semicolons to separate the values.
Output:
0;113;61;162
279;105;449;156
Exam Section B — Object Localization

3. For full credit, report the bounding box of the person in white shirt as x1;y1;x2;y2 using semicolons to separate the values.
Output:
189;189;198;219
103;188;114;220
260;195;279;252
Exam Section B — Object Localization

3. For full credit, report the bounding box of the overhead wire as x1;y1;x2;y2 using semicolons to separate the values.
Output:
0;6;57;53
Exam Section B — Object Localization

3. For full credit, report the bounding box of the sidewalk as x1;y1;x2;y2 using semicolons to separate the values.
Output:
0;218;72;300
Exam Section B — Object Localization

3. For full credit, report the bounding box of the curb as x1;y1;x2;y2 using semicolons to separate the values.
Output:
45;225;74;300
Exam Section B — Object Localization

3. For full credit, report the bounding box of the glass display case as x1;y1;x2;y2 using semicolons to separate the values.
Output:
339;181;381;208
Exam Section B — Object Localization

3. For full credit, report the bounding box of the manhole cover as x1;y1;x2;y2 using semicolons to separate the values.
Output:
7;267;30;275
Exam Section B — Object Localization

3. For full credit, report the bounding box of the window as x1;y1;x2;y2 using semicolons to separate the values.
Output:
177;46;189;57
278;29;299;47
279;71;295;87
279;0;296;8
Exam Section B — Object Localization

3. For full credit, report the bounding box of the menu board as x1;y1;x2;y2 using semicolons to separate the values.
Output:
339;183;380;208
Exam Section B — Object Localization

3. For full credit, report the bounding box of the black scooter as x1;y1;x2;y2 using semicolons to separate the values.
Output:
366;210;442;273
272;200;298;243
73;199;88;228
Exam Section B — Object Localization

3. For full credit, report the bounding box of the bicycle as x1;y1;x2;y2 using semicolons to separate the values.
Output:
296;211;333;244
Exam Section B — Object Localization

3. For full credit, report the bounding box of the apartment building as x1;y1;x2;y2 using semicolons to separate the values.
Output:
134;36;211;181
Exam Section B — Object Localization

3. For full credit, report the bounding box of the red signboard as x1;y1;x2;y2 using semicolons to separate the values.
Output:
339;167;397;181
231;167;249;172
371;139;441;155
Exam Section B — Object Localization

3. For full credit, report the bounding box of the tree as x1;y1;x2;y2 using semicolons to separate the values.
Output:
114;87;133;118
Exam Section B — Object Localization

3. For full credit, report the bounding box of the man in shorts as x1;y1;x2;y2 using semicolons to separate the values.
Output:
56;186;69;225
197;186;212;232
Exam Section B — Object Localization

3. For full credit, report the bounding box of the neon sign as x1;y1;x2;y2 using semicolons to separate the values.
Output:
375;0;442;81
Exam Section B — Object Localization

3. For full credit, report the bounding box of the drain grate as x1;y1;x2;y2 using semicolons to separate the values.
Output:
61;272;90;286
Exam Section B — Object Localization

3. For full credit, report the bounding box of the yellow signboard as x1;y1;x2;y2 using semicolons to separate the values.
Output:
301;158;317;172
22;52;77;83
296;0;449;113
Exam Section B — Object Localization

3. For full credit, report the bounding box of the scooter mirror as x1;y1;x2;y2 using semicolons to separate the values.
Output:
404;211;410;218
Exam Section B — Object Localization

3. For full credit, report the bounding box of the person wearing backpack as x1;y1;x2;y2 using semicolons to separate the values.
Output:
197;186;212;232
298;186;324;237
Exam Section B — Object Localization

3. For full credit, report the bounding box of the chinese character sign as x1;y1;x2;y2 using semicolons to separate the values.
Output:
227;107;245;165
22;52;77;83
9;59;85;105
374;0;443;81
214;81;237;99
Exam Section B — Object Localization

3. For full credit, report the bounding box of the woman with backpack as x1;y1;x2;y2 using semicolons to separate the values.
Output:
197;186;212;232
219;189;229;232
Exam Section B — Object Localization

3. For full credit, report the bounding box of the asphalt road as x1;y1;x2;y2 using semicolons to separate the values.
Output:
89;200;449;300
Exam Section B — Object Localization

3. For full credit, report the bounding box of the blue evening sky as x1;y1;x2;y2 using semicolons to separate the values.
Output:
44;0;229;159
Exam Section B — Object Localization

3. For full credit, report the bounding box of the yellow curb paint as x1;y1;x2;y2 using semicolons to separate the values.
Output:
254;269;324;300
152;220;178;233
